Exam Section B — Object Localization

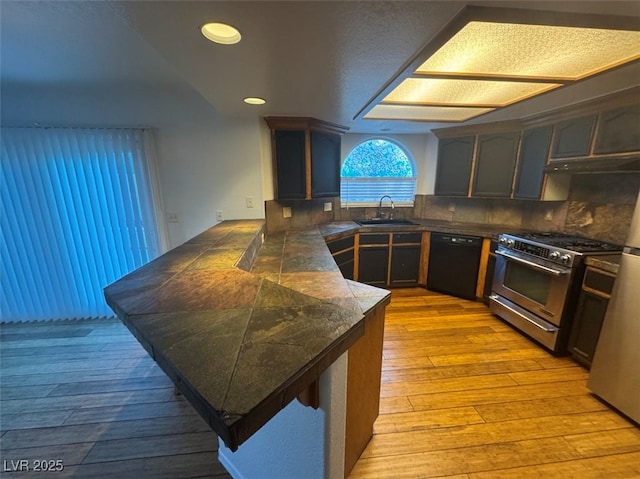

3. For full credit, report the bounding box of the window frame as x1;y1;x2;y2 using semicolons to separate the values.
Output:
340;137;417;208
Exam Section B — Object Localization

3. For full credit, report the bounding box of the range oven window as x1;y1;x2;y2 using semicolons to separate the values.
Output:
504;260;551;305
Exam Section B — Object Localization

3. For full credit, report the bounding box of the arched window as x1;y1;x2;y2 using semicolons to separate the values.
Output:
340;138;417;206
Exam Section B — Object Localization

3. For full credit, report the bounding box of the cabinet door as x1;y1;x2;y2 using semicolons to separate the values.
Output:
594;104;640;155
472;132;520;197
311;131;341;198
435;136;474;196
390;245;420;286
513;126;553;199
358;247;389;286
274;130;306;199
333;249;355;280
327;235;355;254
551;115;596;158
568;291;609;369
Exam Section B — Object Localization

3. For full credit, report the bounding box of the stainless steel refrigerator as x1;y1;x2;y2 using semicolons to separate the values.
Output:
588;191;640;424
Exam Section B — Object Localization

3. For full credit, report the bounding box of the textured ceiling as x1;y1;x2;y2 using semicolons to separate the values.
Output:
1;0;639;133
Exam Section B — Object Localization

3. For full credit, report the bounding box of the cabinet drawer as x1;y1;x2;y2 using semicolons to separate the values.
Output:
333;249;354;266
582;267;616;296
392;232;422;244
327;236;354;253
359;233;390;245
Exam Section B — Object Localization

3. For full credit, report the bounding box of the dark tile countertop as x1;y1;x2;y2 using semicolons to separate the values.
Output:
319;219;527;242
584;254;621;275
104;220;390;452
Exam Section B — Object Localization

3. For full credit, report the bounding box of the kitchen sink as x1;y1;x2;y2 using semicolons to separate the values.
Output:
356;218;419;226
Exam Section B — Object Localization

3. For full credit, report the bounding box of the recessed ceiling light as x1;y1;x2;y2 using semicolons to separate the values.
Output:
201;22;241;45
243;97;266;105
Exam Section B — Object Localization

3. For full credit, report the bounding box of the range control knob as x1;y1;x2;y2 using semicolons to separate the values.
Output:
549;251;561;261
560;254;572;265
506;239;515;248
499;237;508;246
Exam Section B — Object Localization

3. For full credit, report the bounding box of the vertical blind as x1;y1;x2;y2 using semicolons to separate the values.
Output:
0;127;162;322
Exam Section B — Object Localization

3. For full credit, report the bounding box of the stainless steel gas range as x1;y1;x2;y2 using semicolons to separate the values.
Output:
489;232;622;354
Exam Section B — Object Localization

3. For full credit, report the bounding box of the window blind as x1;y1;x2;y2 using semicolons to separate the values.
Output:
340;177;416;206
0;127;162;322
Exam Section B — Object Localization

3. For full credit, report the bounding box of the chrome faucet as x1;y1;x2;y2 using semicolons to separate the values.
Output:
378;195;395;219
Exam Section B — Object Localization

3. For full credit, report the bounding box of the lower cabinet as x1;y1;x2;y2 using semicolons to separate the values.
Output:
568;266;616;369
344;300;387;476
327;235;355;280
357;232;422;287
358;247;389;286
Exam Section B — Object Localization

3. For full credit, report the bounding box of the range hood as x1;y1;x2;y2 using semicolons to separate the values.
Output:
544;155;640;174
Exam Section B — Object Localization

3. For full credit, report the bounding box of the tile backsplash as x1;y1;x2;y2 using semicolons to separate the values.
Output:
265;173;639;244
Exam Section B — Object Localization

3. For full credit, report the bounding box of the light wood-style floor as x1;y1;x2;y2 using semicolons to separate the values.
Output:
1;289;638;478
349;288;640;478
0;317;230;478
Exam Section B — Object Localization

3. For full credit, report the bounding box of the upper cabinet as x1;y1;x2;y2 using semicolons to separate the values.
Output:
472;132;521;197
433;87;640;201
434;136;474;196
593;104;640;155
550;115;596;159
265;117;349;200
514;126;553;199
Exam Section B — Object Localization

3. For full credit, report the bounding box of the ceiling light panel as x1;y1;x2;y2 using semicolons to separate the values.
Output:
356;7;640;124
364;104;494;122
382;78;562;107
417;22;640;81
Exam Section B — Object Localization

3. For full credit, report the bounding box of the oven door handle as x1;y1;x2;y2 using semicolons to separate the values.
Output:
489;295;558;332
495;250;570;276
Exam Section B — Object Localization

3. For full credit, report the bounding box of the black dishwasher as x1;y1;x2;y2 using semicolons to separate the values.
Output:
427;233;482;300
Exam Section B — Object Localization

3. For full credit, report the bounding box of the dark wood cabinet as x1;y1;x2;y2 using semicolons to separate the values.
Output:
472;132;521;197
390;245;420;286
594;104;640;155
550;115;596;159
434;136;474;196
334;249;355;280
327;235;355;280
265;117;349;200
358;247;389;286
389;232;422;286
311;131;341;197
513;126;553;199
568;266;616;369
273;130;307;199
356;232;422;287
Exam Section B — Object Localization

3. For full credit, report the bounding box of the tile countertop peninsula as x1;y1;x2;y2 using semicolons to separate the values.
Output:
104;220;390;452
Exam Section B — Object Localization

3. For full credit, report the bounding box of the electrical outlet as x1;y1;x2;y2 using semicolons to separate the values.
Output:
283;206;292;218
246;196;254;208
323;202;332;212
216;210;223;221
167;212;179;223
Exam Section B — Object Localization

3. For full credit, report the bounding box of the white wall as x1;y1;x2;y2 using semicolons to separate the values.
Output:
1;82;267;248
218;353;348;479
341;132;439;196
155;115;265;247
